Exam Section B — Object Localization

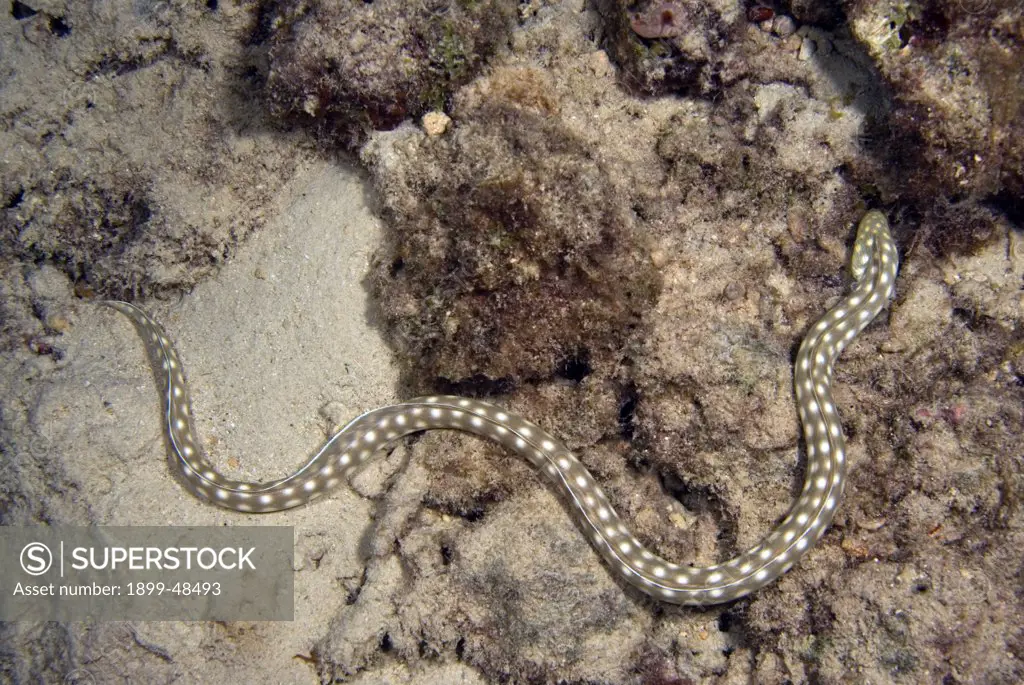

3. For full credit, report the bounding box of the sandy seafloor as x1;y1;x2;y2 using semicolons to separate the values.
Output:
4;160;419;682
1;1;1023;684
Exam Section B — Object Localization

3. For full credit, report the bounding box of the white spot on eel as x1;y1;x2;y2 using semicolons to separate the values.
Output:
102;209;898;605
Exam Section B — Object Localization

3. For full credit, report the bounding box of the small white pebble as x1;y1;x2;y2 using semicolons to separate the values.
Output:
422;111;451;137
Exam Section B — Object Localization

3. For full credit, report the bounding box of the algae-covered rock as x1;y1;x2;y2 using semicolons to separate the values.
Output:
362;65;662;390
266;0;519;146
847;0;1024;252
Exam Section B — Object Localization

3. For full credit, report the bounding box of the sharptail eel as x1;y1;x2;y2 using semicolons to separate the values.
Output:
104;210;898;604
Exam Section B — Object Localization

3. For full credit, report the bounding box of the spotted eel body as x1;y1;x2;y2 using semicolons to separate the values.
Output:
104;210;898;605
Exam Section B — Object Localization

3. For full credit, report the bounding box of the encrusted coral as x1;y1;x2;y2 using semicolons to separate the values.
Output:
629;1;688;38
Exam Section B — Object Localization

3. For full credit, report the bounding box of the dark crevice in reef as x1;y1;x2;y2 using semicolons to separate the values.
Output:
246;0;281;46
86;38;211;79
11;1;37;20
951;306;994;334
433;375;517;399
988;189;1024;230
5;187;24;209
555;347;592;383
659;471;740;555
618;382;639;442
9;0;69;34
345;567;368;606
48;14;70;37
423;493;493;524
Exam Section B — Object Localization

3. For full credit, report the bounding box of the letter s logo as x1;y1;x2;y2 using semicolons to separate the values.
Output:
20;542;53;576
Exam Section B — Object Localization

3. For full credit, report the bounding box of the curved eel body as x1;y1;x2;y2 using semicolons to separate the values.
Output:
104;210;898;605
